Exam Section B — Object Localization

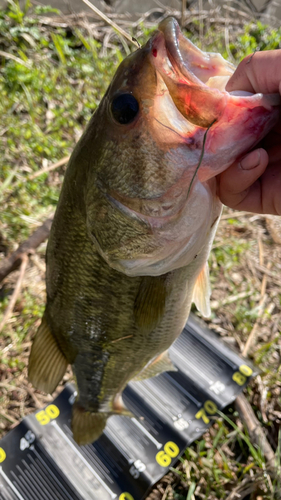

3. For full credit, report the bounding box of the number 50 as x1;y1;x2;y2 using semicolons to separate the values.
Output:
35;404;60;425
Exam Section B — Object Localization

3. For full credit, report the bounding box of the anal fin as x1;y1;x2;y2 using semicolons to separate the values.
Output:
112;393;133;417
132;349;177;381
28;315;68;394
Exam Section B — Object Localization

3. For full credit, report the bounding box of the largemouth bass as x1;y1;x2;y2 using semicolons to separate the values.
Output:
28;18;279;445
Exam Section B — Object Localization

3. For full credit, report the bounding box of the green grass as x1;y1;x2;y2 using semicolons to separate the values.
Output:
0;2;120;246
172;406;281;499
1;3;281;499
1;2;281;248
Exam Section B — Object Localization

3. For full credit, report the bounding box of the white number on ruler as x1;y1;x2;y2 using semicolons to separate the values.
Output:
20;430;36;451
209;381;225;395
69;391;77;405
129;459;146;478
174;417;189;431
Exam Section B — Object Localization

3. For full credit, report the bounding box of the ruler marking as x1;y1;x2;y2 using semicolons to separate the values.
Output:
11;465;38;500
21;465;53;500
33;449;76;500
164;374;202;407
131;418;162;450
51;421;117;499
81;447;114;484
174;329;237;370
171;350;212;382
0;469;25;500
103;428;133;463
3;485;16;500
106;420;146;455
137;382;176;419
29;460;65;500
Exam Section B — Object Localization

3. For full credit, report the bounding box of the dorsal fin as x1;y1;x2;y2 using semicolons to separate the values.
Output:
134;275;168;332
28;316;68;394
192;263;211;317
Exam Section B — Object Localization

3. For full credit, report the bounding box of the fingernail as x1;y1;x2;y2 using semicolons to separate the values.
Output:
240;149;260;170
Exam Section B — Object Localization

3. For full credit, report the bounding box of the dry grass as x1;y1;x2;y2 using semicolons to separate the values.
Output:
0;2;281;498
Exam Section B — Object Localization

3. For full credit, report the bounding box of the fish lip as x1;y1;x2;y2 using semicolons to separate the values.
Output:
152;18;229;127
153;18;281;112
156;17;196;83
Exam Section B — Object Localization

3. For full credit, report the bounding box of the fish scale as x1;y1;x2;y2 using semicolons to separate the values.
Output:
28;17;279;446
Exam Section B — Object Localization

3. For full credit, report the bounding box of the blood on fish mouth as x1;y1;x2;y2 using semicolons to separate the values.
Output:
150;17;280;126
104;18;280;220
150;18;229;127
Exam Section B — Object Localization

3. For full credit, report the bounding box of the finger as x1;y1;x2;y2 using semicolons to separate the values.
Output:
259;162;281;215
217;148;268;211
226;50;281;94
236;162;281;215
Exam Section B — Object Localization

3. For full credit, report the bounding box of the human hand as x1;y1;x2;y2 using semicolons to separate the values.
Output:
217;50;281;215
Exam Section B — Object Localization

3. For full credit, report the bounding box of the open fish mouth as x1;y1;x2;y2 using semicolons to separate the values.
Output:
151;17;280;127
102;18;280;221
158;18;234;84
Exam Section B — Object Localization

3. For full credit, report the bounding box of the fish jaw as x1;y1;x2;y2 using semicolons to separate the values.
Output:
150;17;280;180
83;17;279;276
198;95;279;181
102;180;221;277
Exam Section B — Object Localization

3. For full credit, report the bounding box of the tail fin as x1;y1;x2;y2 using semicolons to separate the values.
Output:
28;316;68;394
72;403;108;446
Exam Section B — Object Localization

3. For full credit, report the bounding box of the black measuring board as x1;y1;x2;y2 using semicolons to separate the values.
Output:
0;314;258;500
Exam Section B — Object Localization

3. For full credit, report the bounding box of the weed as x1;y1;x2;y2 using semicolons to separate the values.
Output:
1;4;281;499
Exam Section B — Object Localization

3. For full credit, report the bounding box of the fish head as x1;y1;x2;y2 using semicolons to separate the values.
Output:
84;17;279;276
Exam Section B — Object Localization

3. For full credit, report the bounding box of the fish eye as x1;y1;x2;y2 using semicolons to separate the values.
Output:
111;94;139;125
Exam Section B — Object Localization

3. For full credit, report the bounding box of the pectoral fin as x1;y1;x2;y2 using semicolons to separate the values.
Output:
134;275;168;332
28;316;68;394
192;263;211;318
132;349;177;381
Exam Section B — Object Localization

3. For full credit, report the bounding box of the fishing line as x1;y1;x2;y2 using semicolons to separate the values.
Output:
246;47;260;64
132;37;141;48
81;0;139;48
154;117;185;139
186;119;216;200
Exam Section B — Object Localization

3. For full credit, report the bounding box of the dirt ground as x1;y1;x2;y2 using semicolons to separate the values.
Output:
1;209;281;499
0;2;281;497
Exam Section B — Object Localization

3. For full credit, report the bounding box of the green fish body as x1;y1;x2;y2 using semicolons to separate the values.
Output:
29;17;279;445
